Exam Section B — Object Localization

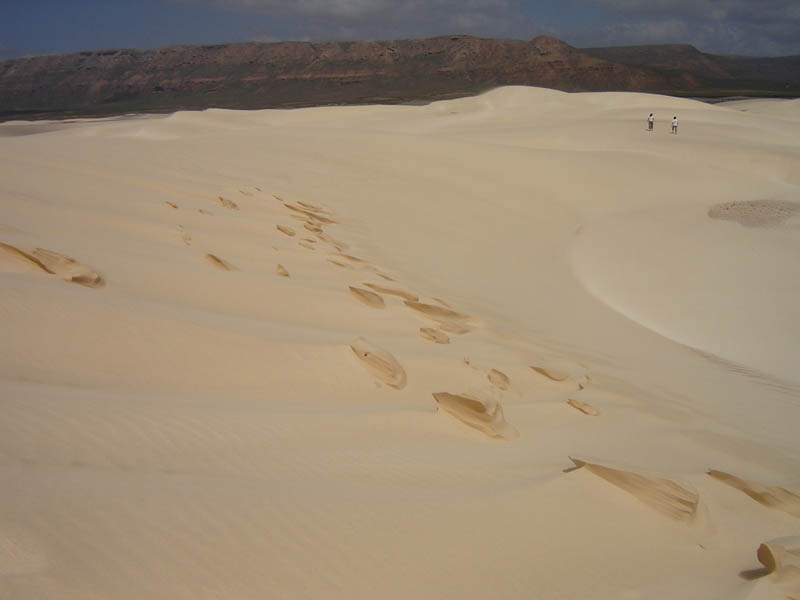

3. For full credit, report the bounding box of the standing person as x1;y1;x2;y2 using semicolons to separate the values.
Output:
648;113;654;131
672;116;678;134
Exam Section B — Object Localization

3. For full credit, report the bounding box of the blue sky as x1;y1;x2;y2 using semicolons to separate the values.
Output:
2;0;799;60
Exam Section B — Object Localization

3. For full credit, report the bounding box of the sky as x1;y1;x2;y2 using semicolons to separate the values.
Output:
2;0;799;61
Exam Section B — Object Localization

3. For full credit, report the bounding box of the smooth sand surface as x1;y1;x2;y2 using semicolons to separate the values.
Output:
1;87;799;599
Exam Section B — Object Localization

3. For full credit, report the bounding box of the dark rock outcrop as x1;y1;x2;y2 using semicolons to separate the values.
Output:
1;35;798;120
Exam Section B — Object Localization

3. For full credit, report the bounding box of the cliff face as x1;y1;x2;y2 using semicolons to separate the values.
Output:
1;35;797;119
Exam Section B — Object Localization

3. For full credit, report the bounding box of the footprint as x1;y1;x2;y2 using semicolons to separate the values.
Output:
419;327;450;344
165;201;178;209
569;457;698;522
488;369;510;390
198;208;213;215
755;536;800;580
707;470;800;517
404;300;472;334
276;224;296;237
276;264;289;277
284;203;337;224
530;366;571;382
349;286;385;308
296;200;329;214
298;241;315;250
432;392;518;440
567;398;599;416
217;196;239;210
205;253;235;270
376;273;395;281
327;254;375;271
0;242;102;287
404;300;470;322
239;189;253;196
362;283;418;302
316;233;347;251
177;225;192;246
304;222;323;234
349;337;406;389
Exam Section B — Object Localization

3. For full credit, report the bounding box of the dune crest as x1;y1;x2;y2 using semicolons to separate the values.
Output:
348;286;385;308
419;327;450;344
0;242;102;287
707;470;800;517
350;338;407;389
569;457;699;522
433;392;518;440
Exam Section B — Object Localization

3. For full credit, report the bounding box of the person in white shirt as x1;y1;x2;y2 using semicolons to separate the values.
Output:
648;113;654;131
672;116;678;134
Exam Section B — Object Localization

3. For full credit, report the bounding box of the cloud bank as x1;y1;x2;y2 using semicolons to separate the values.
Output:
160;0;800;55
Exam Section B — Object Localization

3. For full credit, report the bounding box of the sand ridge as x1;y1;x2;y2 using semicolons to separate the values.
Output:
1;88;799;600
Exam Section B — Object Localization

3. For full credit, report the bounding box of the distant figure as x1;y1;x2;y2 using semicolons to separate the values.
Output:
647;113;654;131
672;116;678;134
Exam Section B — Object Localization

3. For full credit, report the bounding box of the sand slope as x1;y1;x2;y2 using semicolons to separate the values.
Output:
1;88;799;599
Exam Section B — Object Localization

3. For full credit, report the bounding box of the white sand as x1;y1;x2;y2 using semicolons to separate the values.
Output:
1;87;799;599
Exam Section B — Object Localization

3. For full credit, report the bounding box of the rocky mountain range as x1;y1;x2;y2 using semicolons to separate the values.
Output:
1;35;799;120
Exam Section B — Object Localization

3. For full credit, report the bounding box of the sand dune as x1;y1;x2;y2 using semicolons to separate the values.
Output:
1;87;799;600
432;392;518;440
